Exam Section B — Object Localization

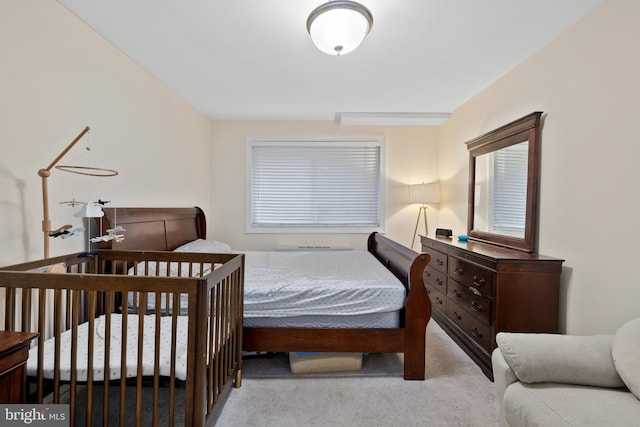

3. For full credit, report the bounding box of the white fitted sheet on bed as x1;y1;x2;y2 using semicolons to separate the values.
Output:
27;314;189;382
242;250;406;318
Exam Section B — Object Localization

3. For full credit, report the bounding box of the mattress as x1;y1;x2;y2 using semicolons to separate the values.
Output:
126;249;407;323
27;314;189;381
243;250;406;318
243;310;400;328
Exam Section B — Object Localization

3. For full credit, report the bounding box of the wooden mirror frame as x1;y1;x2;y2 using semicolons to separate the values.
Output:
466;112;543;253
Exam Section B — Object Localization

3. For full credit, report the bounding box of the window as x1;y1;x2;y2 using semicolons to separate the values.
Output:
246;137;385;233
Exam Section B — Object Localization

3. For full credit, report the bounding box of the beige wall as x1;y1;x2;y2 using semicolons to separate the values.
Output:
0;0;210;265
439;0;640;334
210;121;439;250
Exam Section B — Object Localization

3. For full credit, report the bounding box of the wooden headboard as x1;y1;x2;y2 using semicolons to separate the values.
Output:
97;207;206;251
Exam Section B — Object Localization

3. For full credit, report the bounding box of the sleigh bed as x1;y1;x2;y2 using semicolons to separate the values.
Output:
0;236;244;426
97;207;432;380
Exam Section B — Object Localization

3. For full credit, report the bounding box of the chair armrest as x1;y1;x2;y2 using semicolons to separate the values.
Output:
492;348;517;401
496;332;625;388
492;348;518;427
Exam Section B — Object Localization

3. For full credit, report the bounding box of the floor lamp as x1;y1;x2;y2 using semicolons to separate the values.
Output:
409;183;440;249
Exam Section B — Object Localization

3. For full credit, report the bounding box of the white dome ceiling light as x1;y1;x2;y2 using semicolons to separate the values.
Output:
307;1;374;56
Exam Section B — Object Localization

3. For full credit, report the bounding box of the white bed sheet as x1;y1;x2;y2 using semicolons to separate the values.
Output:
27;314;189;382
242;250;406;318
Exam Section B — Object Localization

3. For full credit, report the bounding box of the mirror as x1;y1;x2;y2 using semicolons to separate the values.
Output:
466;112;543;253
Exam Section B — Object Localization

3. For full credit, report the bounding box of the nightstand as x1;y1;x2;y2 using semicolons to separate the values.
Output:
0;331;38;403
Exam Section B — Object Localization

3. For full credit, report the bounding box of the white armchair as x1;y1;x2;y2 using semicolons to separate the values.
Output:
492;318;640;427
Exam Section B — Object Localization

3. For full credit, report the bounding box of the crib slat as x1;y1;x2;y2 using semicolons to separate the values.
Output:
207;286;215;409
135;293;146;427
53;289;62;402
37;288;45;403
103;292;113;427
220;277;231;382
169;293;179;427
4;288;13;331
120;296;128;427
22;288;31;333
86;291;96;425
215;280;222;401
153;293;161;427
70;290;79;427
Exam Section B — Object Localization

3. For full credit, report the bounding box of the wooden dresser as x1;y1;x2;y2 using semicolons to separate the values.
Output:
421;235;563;379
0;331;38;403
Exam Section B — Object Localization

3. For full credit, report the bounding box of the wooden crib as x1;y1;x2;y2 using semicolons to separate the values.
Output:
0;249;244;426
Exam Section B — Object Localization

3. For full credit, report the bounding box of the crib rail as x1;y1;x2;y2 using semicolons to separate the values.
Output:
0;250;244;427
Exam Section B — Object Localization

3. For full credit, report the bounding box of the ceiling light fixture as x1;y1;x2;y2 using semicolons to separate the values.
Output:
307;1;373;56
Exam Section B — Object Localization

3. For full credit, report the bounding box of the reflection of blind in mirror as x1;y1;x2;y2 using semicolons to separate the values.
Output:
492;141;528;235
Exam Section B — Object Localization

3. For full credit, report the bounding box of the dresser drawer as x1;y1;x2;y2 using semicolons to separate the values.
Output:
447;300;492;352
425;285;446;313
423;266;447;293
448;257;494;297
422;247;447;274
448;279;492;326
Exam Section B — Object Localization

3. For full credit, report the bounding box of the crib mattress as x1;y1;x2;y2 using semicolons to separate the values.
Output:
243;250;406;318
27;314;189;382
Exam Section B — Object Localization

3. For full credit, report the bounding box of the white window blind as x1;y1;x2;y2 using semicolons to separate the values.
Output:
491;141;528;234
247;138;384;233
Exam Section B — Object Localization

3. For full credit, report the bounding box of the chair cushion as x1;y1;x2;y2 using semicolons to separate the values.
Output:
612;317;640;400
503;382;640;427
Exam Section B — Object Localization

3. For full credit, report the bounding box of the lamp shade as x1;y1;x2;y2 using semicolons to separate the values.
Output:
409;183;440;204
307;1;373;56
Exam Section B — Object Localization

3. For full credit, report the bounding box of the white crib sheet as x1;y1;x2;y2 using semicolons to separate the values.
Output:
243;250;406;318
27;314;189;382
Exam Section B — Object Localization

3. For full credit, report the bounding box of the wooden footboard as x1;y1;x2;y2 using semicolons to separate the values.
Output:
0;250;244;426
243;232;431;380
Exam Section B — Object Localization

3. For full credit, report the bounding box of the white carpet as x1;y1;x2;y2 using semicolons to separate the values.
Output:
215;322;499;426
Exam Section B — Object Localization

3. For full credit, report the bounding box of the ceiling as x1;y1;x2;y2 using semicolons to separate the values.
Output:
57;0;605;122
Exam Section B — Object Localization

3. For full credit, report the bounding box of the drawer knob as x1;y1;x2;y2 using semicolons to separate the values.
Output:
471;301;483;312
468;286;481;296
454;268;464;275
436;259;444;266
451;289;462;298
435;297;443;305
452;311;462;321
473;275;485;287
436;278;444;287
471;327;484;339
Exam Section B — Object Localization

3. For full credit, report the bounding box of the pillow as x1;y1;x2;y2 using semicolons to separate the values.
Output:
496;332;624;388
174;239;232;253
612;317;640;400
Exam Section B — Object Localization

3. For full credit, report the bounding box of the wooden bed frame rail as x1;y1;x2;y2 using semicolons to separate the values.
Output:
0;250;244;427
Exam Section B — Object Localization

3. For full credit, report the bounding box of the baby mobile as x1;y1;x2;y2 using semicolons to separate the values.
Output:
38;126;121;259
